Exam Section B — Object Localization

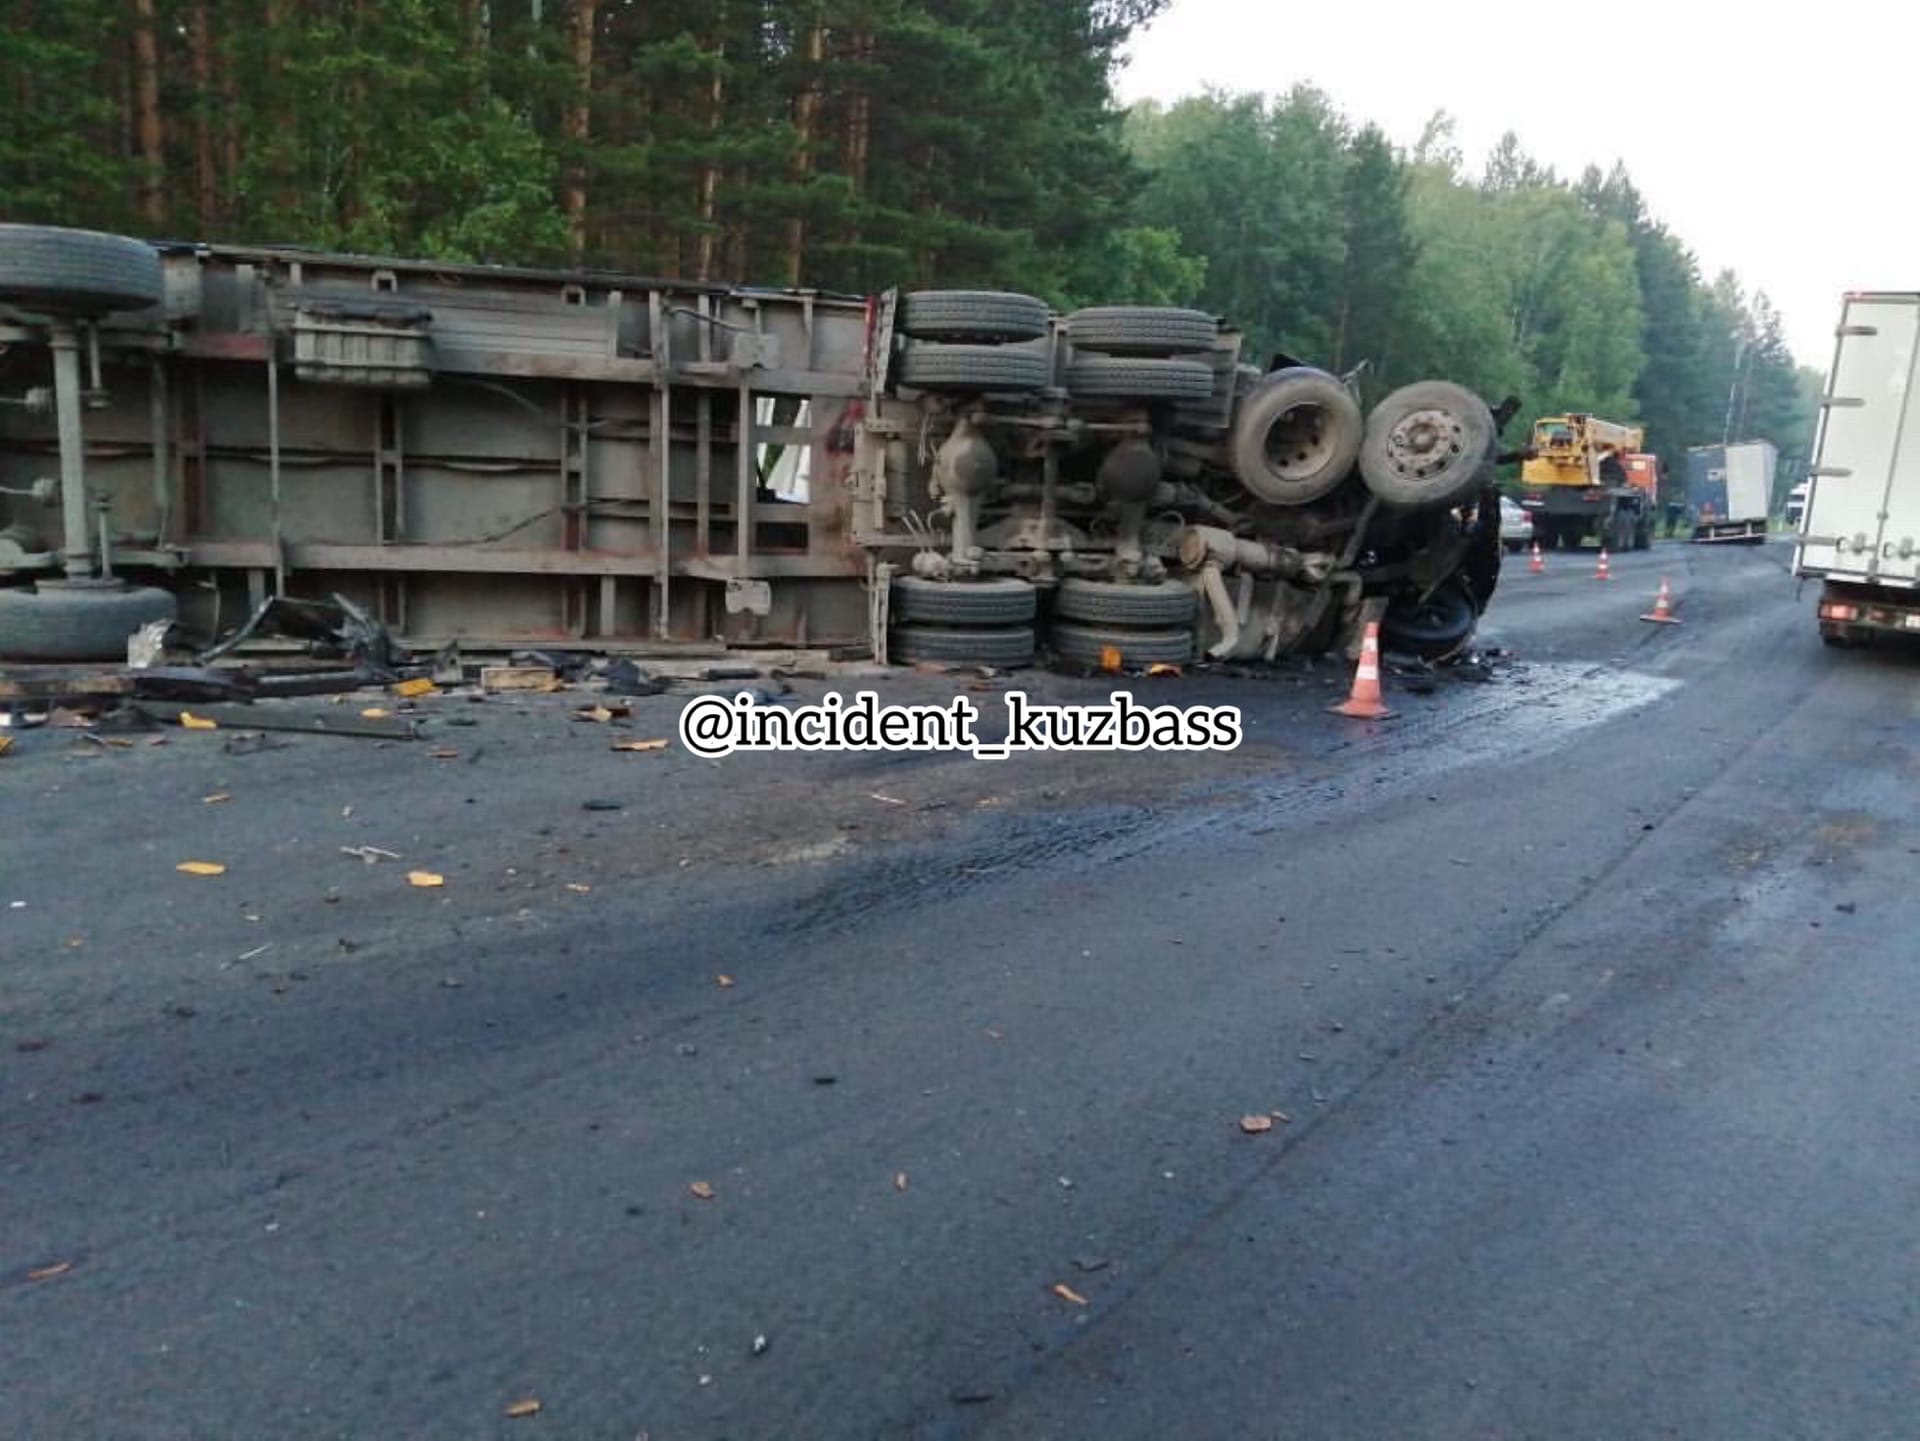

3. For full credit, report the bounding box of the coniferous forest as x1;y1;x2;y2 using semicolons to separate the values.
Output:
0;1;1818;484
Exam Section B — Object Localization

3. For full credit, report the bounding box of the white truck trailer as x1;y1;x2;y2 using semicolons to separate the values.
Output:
1686;440;1775;543
1795;292;1920;646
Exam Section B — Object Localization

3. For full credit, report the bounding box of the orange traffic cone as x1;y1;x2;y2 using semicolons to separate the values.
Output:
1528;542;1545;575
1640;576;1681;625
1331;620;1393;720
1595;548;1613;581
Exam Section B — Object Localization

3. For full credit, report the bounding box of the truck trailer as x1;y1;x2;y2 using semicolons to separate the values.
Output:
1686;440;1775;543
0;224;1514;671
1795;292;1920;646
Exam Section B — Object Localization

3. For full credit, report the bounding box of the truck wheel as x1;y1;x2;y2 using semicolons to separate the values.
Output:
1049;621;1194;670
890;624;1034;668
899;290;1050;343
0;580;176;661
1065;306;1217;356
1054;578;1198;627
1820;624;1868;650
1065;356;1215;402
1379;580;1477;661
897;342;1049;393
891;576;1036;625
1228;367;1364;506
1358;382;1495;510
0;225;164;316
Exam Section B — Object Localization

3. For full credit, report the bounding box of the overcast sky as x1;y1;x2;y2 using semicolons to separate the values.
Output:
1118;0;1910;370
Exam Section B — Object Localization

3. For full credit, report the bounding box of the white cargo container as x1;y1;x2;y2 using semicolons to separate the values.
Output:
1795;292;1920;645
1686;440;1775;542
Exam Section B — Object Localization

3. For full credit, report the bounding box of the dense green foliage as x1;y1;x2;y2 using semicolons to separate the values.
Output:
1126;95;1819;493
0;2;1816;496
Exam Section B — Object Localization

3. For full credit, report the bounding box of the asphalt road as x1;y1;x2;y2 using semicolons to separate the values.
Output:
5;542;1917;1440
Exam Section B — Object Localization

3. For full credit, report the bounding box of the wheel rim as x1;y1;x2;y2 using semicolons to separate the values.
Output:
1382;407;1466;482
1263;402;1336;479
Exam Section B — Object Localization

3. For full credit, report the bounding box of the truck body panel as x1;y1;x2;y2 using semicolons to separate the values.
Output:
1796;292;1920;644
1686;440;1775;543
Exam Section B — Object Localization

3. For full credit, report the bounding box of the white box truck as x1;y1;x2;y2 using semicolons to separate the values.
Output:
1796;292;1920;646
1687;440;1775;543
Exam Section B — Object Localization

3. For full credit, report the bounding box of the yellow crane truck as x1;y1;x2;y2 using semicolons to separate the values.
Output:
1518;413;1658;551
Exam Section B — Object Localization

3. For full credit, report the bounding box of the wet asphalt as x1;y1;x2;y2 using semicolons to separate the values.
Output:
4;541;1918;1439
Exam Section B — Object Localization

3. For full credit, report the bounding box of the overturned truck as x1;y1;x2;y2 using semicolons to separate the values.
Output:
0;225;1508;669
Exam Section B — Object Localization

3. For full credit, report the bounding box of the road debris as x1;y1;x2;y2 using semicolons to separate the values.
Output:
142;702;421;741
751;1334;770;1358
176;861;227;877
1239;1114;1275;1135
203;792;231;804
426;747;461;760
481;665;558;693
894;1172;909;1192
604;658;665;696
715;975;735;989
340;845;400;864
406;871;446;889
573;703;631;723
612;738;669;753
391;678;438;699
688;1181;716;1200
566;883;591;894
503;1398;542;1419
1050;1283;1090;1307
583;798;623;812
26;1262;73;1282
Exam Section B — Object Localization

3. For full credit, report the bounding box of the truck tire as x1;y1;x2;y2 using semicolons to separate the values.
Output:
1229;367;1364;506
1049;621;1194;670
1380;579;1477;661
1358;381;1496;510
891;575;1036;625
897;342;1049;393
0;580;176;661
0;225;164;316
1066;306;1217;356
1054;578;1197;627
900;290;1050;344
1066;356;1215;402
890;623;1034;668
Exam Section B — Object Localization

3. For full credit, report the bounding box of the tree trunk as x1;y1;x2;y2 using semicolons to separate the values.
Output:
783;23;826;286
844;31;872;196
695;45;724;282
220;20;240;226
131;0;165;226
465;0;489;105
191;0;217;229
564;0;599;261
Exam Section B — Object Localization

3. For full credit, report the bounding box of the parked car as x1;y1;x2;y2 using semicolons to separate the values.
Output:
1499;495;1535;552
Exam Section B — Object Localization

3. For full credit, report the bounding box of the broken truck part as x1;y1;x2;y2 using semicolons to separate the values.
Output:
0;225;1509;669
